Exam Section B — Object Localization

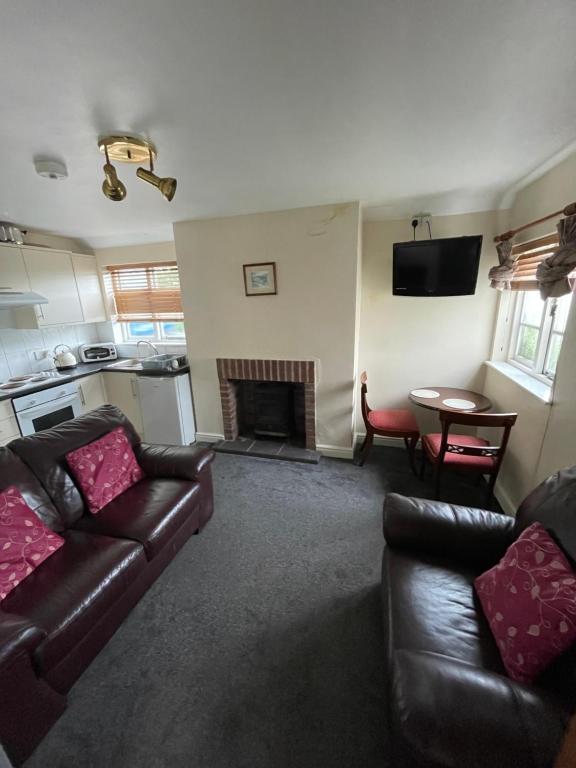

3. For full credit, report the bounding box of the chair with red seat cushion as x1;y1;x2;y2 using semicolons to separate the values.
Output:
421;409;517;504
358;371;420;475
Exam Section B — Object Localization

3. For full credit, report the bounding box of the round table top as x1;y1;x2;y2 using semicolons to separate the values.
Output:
409;386;492;413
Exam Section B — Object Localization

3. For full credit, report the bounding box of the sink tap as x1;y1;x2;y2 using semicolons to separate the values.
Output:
137;340;159;359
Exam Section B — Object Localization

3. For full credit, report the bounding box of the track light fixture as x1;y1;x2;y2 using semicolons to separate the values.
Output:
97;135;177;202
137;148;177;201
101;148;127;201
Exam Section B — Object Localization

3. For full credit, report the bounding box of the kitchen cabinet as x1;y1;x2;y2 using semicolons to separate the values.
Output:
0;244;31;293
102;372;143;435
21;248;83;325
78;373;108;414
71;254;107;323
0;400;20;446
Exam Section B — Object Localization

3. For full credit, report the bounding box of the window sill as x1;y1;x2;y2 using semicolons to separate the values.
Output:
484;361;552;404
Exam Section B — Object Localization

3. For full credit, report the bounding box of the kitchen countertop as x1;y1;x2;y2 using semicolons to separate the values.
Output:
0;359;191;402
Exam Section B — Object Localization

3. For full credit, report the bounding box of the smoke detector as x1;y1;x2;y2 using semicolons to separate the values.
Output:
34;159;68;180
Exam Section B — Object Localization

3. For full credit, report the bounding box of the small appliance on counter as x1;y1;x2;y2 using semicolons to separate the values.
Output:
78;342;117;363
53;344;78;371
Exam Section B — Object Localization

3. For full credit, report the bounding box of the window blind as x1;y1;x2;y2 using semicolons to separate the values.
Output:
106;262;183;321
510;234;559;291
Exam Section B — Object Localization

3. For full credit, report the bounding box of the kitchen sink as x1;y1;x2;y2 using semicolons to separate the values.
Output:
107;359;143;371
140;353;188;371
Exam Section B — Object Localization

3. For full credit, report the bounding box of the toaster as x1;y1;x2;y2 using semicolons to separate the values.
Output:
78;343;118;362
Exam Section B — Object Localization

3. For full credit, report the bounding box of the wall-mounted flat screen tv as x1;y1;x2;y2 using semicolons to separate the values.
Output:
393;235;482;296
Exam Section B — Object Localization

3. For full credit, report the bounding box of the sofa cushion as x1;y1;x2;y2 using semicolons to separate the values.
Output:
72;478;201;560
9;405;140;528
475;522;576;683
383;547;505;673
66;427;144;514
0;529;146;674
0;447;63;532
0;486;65;601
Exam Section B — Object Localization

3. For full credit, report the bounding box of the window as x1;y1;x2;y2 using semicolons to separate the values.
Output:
510;292;571;380
506;232;572;381
105;262;185;342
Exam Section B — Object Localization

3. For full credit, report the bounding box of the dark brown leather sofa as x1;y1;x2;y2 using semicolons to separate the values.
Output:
382;465;576;768
0;405;215;765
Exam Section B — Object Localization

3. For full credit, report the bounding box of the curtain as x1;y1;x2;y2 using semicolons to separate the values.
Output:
536;214;576;299
488;239;515;290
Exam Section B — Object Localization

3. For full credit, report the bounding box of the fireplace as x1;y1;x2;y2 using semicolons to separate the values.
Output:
216;358;316;449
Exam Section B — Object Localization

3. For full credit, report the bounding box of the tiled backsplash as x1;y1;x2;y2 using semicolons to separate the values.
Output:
0;322;109;381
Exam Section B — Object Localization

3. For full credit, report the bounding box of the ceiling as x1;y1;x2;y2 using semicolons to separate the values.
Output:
1;0;575;248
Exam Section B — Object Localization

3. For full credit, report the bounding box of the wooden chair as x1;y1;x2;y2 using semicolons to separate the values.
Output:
421;410;517;504
358;371;420;475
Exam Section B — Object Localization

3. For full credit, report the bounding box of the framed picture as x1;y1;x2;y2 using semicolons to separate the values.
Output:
243;262;277;296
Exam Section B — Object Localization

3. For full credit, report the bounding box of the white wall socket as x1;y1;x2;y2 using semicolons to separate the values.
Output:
32;349;50;361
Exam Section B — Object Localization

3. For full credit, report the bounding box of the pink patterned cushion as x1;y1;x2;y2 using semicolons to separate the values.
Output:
0;486;64;601
66;427;144;515
475;522;576;683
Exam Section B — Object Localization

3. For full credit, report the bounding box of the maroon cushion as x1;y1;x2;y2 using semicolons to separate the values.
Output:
475;522;576;683
72;479;201;560
423;433;496;470
367;409;419;434
0;486;65;601
1;529;146;674
66;427;144;515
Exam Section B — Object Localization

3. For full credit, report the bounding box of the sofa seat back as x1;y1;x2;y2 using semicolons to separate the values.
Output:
515;465;576;565
0;446;63;532
10;405;140;528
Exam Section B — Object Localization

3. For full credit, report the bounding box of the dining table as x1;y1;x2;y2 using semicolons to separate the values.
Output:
408;386;492;413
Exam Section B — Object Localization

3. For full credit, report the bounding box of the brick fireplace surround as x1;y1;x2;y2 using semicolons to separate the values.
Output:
216;358;317;449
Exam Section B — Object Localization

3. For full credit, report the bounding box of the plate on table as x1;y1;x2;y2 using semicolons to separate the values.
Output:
411;389;440;398
442;398;477;410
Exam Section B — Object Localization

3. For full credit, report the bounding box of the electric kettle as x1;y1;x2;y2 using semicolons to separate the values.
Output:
53;344;78;370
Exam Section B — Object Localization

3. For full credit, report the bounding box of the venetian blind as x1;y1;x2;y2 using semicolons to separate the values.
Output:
106;262;183;321
510;234;559;291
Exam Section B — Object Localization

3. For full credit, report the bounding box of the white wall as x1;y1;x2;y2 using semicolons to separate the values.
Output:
94;241;176;267
174;203;362;454
484;152;576;510
358;210;500;437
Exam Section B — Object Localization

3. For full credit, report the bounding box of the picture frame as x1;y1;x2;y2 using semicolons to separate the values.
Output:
243;262;277;296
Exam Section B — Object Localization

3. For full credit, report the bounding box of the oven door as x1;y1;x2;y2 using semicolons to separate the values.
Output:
16;392;83;436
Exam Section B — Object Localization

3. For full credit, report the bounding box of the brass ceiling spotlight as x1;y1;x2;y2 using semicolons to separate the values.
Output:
101;147;126;202
137;148;177;202
97;135;177;202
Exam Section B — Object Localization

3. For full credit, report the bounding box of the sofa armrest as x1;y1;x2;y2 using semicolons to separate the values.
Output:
383;493;515;569
135;444;215;481
0;612;45;670
391;650;567;768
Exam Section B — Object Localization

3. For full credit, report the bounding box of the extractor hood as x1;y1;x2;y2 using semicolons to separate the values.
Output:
0;290;49;308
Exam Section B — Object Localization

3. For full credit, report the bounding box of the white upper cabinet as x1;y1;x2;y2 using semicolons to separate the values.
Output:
0;244;31;292
21;248;84;325
71;254;107;323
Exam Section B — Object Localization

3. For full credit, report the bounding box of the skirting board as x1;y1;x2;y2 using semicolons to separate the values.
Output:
195;432;225;443
316;444;355;460
494;479;516;517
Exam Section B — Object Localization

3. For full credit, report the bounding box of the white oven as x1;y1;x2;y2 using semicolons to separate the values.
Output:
13;381;83;436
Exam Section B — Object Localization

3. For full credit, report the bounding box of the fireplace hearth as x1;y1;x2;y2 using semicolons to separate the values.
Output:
216;358;316;450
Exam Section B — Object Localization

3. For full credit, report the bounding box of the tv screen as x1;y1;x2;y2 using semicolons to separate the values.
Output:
393;235;482;297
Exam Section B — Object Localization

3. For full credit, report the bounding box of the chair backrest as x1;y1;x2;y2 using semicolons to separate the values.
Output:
359;371;371;427
437;410;518;470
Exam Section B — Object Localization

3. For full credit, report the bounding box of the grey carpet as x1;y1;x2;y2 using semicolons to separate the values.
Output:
25;447;498;768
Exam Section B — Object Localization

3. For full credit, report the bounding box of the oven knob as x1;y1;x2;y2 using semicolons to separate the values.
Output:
29;400;37;405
